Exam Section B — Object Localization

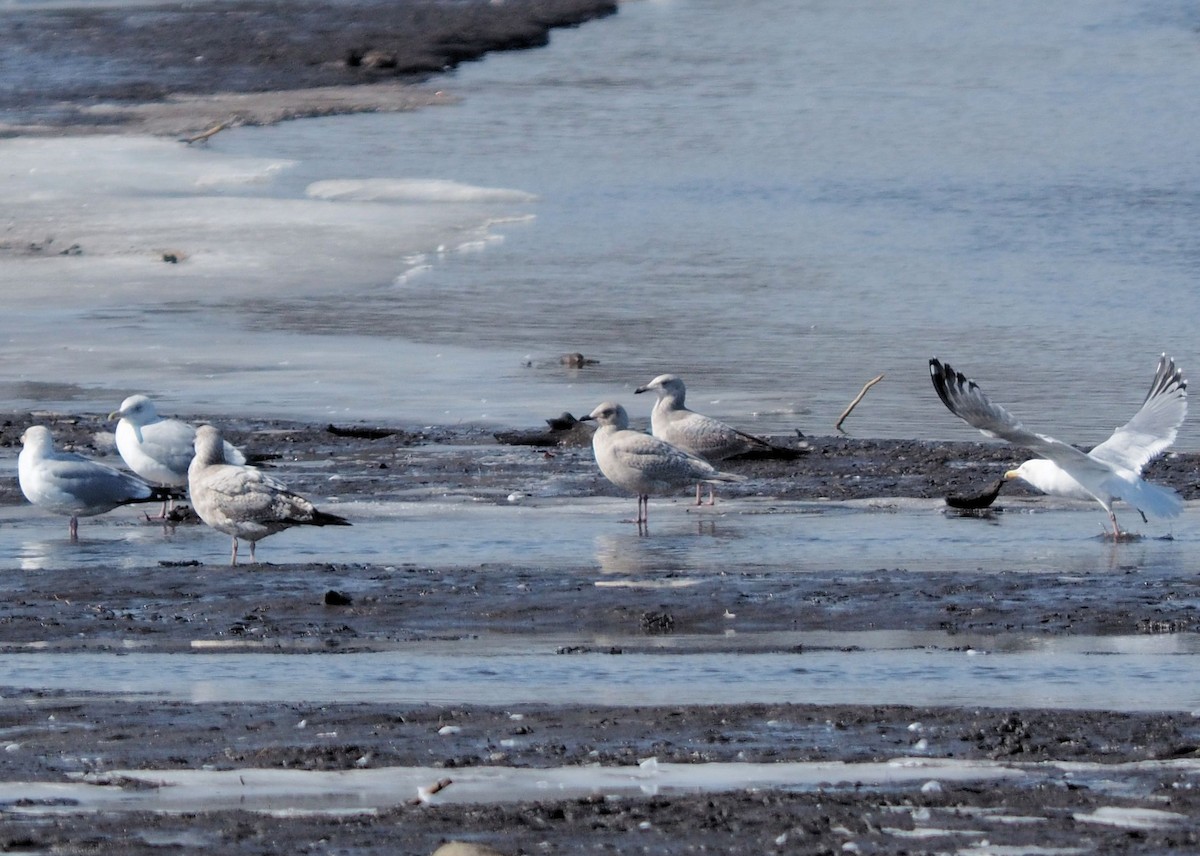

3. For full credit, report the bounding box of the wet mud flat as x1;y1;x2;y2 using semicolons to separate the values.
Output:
2;411;1200;852
0;0;618;136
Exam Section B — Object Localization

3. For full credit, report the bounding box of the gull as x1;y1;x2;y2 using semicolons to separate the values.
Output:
18;425;180;540
187;424;350;565
634;373;797;504
110;394;246;517
929;355;1187;537
580;401;743;525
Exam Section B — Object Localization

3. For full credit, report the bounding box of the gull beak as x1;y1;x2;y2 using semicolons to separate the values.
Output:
1003;469;1020;480
578;413;596;423
633;385;649;394
107;410;123;421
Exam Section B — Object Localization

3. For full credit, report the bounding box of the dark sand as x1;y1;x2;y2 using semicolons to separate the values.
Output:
2;409;1200;853
4;0;1200;849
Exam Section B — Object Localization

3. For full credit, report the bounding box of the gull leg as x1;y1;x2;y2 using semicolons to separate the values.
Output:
694;482;703;506
250;541;258;564
1109;511;1121;540
69;516;79;542
706;484;716;507
637;494;649;525
230;538;239;566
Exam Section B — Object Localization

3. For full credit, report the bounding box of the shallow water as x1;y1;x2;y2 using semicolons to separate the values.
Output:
3;0;1199;446
3;498;1199;712
1;634;1199;711
2;496;1196;576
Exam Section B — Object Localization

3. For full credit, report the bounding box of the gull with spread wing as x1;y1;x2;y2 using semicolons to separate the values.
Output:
929;355;1187;537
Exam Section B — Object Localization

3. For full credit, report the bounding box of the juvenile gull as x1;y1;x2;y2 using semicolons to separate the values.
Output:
634;373;789;504
18;425;179;540
110;394;246;517
580;401;743;525
929;355;1187;537
188;424;350;565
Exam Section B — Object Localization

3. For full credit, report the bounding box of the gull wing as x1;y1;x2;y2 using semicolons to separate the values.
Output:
197;465;297;518
928;358;1107;475
1088;354;1187;474
140;418;204;474
43;456;152;508
610;432;720;482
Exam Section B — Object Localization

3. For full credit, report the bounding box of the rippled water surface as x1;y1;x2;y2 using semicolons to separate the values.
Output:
3;0;1199;444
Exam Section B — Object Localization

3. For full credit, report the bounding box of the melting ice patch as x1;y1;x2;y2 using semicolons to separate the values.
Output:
0;134;543;418
0;759;1025;815
307;178;538;204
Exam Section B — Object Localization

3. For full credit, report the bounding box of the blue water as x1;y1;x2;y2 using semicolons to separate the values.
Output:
209;0;1200;441
3;0;1200;445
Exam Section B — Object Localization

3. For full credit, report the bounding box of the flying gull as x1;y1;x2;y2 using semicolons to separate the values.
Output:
110;394;246;517
18;425;180;540
929;355;1187;537
634;373;796;504
188;424;350;565
580;401;743;525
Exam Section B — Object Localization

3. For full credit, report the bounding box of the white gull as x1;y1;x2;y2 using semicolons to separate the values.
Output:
18;425;178;540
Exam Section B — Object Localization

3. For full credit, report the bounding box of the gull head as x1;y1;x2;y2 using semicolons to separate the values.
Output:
20;425;54;453
634;373;686;404
580;401;631;431
109;394;160;425
1005;460;1064;493
192;424;229;466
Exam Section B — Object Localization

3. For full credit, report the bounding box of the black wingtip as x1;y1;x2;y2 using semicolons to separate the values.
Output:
313;510;352;527
1145;354;1187;403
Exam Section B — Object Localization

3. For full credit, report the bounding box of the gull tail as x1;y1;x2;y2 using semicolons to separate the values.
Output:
122;485;187;508
310;509;352;527
1116;479;1183;520
730;427;811;460
705;471;747;484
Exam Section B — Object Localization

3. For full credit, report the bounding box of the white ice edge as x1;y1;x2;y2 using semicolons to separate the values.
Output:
5;758;1022;814
0;757;1197;817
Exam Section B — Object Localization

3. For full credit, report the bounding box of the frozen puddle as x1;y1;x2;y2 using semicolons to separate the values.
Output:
1;758;1198;818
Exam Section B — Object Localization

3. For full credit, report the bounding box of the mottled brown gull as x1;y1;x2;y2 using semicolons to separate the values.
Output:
930;355;1187;537
188;424;350;565
18;425;179;540
580;401;743;525
634;373;783;504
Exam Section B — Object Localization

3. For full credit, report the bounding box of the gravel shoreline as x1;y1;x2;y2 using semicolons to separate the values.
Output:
2;409;1200;852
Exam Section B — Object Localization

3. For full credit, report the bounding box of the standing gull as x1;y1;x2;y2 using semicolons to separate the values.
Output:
18;425;180;540
110;394;246;517
634;373;795;504
929;355;1187;537
188;424;350;565
580;401;743;525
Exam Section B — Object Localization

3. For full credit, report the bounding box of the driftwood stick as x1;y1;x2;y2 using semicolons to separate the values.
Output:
409;777;454;805
181;120;234;145
835;373;885;432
